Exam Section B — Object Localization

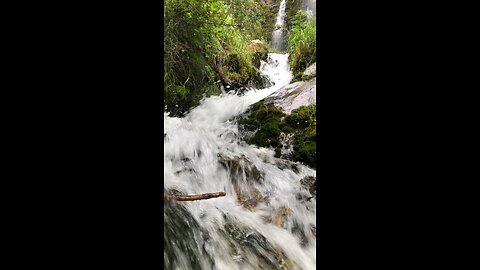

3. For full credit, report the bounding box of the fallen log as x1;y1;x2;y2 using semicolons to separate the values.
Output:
164;192;226;201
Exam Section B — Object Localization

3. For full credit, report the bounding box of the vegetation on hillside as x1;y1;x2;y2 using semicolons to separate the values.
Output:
164;0;317;168
164;0;280;116
287;11;316;81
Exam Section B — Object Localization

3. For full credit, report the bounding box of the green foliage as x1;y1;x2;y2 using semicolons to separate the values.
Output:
287;11;316;80
164;0;279;116
285;0;302;31
221;39;264;88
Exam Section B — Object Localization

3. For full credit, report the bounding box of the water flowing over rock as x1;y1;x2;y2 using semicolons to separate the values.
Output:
260;62;316;114
271;206;292;227
164;3;315;266
263;77;316;114
300;175;316;198
164;0;317;267
217;153;266;211
164;51;316;269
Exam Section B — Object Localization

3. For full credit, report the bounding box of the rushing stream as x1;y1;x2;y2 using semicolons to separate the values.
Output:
164;52;316;270
164;2;316;270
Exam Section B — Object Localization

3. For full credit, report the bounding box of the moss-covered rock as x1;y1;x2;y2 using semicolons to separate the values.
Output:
237;102;316;168
247;40;269;68
238;102;285;151
281;105;316;168
221;51;264;90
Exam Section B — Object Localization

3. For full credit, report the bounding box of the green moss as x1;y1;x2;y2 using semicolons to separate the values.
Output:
283;105;315;130
238;102;285;147
282;105;316;168
249;118;282;147
293;141;316;168
238;103;317;168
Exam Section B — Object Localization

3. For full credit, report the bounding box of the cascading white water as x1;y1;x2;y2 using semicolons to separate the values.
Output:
164;52;316;270
271;0;288;52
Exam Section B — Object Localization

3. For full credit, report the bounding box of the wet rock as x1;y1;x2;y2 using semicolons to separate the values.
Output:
303;62;316;77
300;175;316;197
237;186;264;211
247;40;269;69
273;157;300;173
174;167;196;176
217;153;265;211
225;221;248;244
223;216;300;270
164;201;213;270
271;207;292;227
291;222;309;247
252;148;301;173
173;157;197;176
217;153;264;184
264;77;316;115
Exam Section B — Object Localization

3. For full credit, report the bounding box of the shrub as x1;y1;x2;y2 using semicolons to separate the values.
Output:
287;11;316;79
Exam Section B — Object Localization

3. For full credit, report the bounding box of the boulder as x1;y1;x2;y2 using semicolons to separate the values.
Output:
264;77;316;114
217;153;266;211
223;216;300;270
271;207;292;227
303;62;316;77
246;40;268;69
300;175;316;197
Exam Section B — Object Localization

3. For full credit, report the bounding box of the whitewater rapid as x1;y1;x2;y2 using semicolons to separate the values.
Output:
164;53;316;270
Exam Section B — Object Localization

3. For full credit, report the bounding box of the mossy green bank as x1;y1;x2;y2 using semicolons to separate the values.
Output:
238;102;316;168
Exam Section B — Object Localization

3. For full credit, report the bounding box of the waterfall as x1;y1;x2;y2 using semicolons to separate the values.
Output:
164;2;316;270
271;0;288;52
164;53;315;270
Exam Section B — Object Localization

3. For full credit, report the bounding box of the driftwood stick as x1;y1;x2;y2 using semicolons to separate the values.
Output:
164;192;226;201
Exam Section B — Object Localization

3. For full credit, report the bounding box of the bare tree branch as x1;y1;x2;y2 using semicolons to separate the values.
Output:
164;192;226;201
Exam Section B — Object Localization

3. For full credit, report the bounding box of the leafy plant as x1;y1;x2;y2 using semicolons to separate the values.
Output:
164;0;279;116
287;11;316;80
